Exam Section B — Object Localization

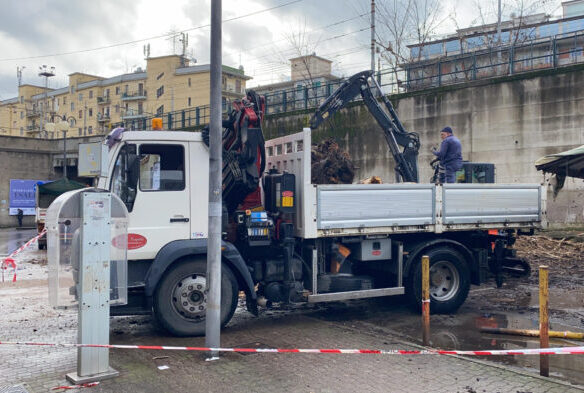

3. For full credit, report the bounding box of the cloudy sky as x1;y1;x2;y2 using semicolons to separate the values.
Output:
0;0;564;100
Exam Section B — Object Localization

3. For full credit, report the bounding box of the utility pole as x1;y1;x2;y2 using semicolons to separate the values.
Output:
371;0;375;73
497;0;502;71
83;102;87;136
38;65;55;139
206;0;222;360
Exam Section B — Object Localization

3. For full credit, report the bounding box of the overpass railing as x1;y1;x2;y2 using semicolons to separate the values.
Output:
121;31;584;131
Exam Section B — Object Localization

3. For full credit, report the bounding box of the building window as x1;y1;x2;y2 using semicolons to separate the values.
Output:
115;104;120;113
20;111;23;119
106;88;110;97
20;96;24;104
63;97;67;105
116;86;120;95
20;127;23;136
156;86;164;98
157;72;164;80
78;128;82;136
70;86;75;93
156;105;164;116
88;126;93;135
188;77;191;87
71;102;75;111
89;108;93;117
188;97;191;106
79;110;82;119
89;90;93;99
78;93;83;101
235;79;241;94
125;85;128;94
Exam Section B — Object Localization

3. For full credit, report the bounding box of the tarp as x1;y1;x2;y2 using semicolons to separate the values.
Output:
535;145;584;179
37;178;87;197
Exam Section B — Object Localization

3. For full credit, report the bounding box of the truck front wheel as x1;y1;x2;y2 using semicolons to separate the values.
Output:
153;258;239;337
406;247;470;314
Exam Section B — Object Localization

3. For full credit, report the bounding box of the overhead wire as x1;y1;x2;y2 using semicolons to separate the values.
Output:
0;0;304;62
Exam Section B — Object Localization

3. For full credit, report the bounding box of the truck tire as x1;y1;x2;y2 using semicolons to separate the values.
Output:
406;247;470;314
153;258;239;337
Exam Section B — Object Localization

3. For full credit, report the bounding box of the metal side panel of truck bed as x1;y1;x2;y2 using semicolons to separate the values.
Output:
265;128;545;239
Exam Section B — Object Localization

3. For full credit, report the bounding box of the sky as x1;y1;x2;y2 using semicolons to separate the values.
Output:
0;0;565;100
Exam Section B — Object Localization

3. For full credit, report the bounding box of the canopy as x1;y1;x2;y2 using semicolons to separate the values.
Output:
535;145;584;179
37;178;87;196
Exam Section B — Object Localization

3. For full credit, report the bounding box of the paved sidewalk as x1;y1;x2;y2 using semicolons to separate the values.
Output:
1;246;583;393
1;308;583;393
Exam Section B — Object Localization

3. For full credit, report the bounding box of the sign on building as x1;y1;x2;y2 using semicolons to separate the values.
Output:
9;179;49;215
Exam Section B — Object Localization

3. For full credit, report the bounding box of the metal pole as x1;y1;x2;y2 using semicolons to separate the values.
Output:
63;130;67;179
371;0;375;73
206;0;222;360
539;265;549;377
421;255;430;346
497;0;502;70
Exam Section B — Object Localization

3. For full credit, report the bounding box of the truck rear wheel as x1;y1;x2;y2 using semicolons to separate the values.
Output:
406;247;470;314
153;258;239;337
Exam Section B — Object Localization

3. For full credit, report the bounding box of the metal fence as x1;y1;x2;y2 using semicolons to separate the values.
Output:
122;31;584;131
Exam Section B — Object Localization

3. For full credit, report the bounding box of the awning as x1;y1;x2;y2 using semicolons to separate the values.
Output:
37;178;87;196
535;145;584;179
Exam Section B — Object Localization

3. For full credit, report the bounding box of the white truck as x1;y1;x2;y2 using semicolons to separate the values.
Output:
88;125;545;336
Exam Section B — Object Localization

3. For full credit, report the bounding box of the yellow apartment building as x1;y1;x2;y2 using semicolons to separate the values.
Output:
0;55;250;138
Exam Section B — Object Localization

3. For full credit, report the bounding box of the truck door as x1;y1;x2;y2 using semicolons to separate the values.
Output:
110;142;190;259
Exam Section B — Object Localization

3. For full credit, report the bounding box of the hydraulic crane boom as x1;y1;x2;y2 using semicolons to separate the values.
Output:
310;70;420;183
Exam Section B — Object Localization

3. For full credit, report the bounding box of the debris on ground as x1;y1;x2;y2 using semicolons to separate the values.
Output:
311;138;355;184
515;235;584;289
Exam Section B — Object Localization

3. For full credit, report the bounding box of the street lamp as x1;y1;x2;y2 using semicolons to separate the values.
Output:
38;65;55;139
57;115;76;178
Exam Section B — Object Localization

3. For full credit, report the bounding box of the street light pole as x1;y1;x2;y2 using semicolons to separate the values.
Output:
60;116;75;179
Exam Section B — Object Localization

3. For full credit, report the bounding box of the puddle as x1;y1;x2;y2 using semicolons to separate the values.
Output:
310;296;584;386
0;229;37;256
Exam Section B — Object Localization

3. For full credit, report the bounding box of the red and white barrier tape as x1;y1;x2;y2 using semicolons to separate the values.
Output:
52;382;99;391
0;341;583;356
1;229;46;282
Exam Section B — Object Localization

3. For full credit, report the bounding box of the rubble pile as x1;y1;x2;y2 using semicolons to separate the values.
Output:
311;138;355;184
515;235;584;279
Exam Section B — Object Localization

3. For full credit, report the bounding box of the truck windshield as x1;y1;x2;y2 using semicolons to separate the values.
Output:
110;144;137;212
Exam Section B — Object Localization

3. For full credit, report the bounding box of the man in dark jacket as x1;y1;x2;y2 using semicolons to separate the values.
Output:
16;208;23;227
432;126;462;183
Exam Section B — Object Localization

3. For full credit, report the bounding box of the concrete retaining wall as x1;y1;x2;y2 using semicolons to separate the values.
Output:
264;65;584;225
0;135;101;228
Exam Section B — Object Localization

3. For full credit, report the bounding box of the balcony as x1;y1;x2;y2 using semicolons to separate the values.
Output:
121;109;146;120
122;91;147;101
97;96;111;105
97;113;111;122
26;109;41;118
26;125;40;134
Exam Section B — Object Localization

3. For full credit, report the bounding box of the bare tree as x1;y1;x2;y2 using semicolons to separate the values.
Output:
281;19;324;108
373;0;447;89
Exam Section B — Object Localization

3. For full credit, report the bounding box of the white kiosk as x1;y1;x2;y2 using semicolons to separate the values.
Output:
46;188;128;383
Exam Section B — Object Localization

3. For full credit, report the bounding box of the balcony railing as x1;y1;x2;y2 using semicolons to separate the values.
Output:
122;91;147;101
26;109;41;117
97;96;111;105
97;113;111;122
121;110;146;120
